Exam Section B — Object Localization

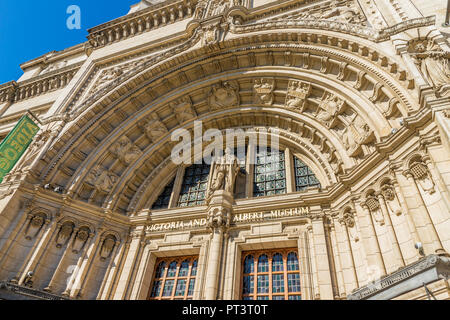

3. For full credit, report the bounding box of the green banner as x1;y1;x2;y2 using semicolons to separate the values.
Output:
0;115;40;183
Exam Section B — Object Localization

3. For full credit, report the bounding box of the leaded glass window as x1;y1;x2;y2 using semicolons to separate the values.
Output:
177;163;210;207
151;178;175;210
254;148;286;197
149;256;198;300
242;249;302;300
294;157;321;192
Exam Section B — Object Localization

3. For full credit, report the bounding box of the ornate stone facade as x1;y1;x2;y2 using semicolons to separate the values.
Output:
0;0;449;301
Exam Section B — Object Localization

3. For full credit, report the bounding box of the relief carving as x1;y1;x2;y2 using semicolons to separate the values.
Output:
100;236;117;261
340;209;359;242
211;0;230;17
55;223;74;248
315;92;345;128
411;41;450;96
208;81;240;110
285;80;311;112
380;183;402;216
410;161;435;195
170;97;197;124
317;0;367;25
341;116;373;157
110;136;143;166
254;78;275;106
365;196;385;226
24;214;46;241
143;114;169;142
86;165;119;194
72;228;90;254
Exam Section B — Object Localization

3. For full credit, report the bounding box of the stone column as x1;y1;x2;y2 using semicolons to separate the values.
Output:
129;241;152;300
377;193;405;269
403;171;443;253
357;202;387;276
298;231;312;300
311;215;334;300
61;231;96;296
15;219;57;285
112;228;145;300
97;239;125;300
203;190;232;300
334;218;359;294
307;225;320;299
285;148;295;193
69;231;104;299
329;220;346;299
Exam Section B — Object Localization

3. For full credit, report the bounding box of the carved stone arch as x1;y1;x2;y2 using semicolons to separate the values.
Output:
402;151;427;172
40;29;417;170
375;174;396;191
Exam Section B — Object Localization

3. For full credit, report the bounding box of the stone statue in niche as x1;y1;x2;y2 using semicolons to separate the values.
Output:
143;114;168;142
110;136;143;166
317;0;367;25
100;236;116;261
72;228;90;254
381;183;402;216
55;223;74;248
207;148;240;200
171;97;196;124
341;116;372;156
285;80;311;112
208;81;240;110
254;79;275;106
211;0;230;16
24;214;45;241
410;162;436;195
86;165;119;194
412;41;450;97
316;92;344;128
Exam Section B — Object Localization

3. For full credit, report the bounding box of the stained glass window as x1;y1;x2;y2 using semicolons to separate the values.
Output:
242;249;302;300
149;256;198;300
294;157;321;192
151;178;175;210
254;148;286;197
177;163;210;207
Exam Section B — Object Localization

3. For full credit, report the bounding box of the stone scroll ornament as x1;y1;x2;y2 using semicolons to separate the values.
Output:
208;81;240;110
285;80;311;112
412;41;450;97
254;79;275;106
206;148;240;201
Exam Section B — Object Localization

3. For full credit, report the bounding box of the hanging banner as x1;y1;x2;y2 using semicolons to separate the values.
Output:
0;115;40;183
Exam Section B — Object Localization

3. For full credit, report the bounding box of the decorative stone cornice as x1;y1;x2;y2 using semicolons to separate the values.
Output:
347;254;450;300
0;281;70;300
0;64;81;103
86;0;198;49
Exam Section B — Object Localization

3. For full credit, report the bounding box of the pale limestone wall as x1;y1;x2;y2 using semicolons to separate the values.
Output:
0;0;449;301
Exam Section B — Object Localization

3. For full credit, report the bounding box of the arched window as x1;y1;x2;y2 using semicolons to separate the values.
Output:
149;256;198;300
177;163;210;207
151;178;175;210
254;148;286;197
293;157;321;191
242;249;301;300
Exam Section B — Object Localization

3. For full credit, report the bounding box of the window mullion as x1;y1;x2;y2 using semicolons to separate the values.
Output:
169;166;186;208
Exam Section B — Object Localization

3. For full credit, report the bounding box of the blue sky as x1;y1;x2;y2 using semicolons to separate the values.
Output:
0;1;137;84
